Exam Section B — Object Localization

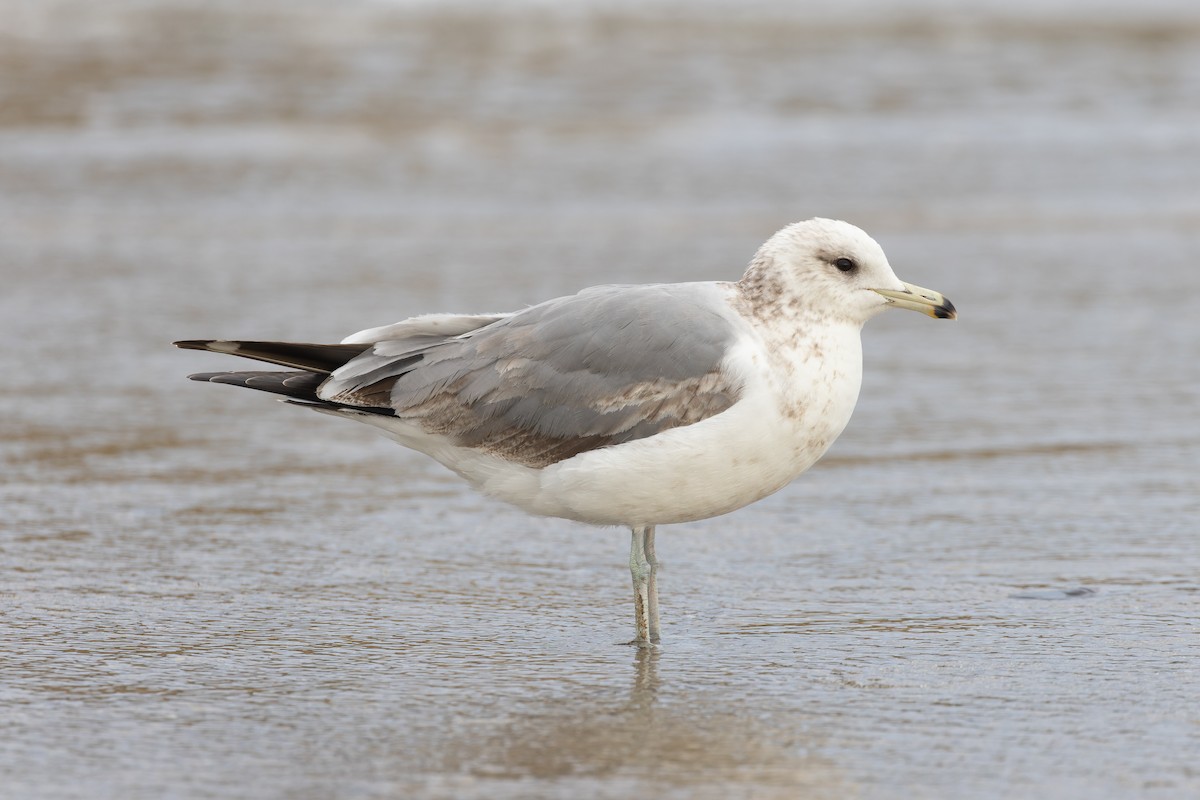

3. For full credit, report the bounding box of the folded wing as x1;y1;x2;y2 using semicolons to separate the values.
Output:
180;285;744;468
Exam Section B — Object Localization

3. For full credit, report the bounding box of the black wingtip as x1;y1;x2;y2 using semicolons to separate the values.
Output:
186;371;224;382
172;339;371;372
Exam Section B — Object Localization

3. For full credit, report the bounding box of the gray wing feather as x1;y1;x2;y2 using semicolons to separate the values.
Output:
321;284;742;467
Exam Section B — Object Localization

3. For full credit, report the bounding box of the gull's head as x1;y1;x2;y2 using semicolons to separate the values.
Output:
744;218;956;325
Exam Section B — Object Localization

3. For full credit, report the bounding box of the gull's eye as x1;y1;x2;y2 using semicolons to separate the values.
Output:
834;257;857;273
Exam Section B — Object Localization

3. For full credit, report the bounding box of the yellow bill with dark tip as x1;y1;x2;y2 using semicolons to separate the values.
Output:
873;282;957;319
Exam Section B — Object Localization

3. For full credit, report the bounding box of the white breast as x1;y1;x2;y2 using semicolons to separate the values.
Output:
525;319;864;526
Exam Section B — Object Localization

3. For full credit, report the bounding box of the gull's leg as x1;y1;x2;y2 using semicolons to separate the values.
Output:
644;525;661;644
629;526;652;646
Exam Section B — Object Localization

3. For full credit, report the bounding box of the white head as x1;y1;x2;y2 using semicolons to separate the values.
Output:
742;218;955;326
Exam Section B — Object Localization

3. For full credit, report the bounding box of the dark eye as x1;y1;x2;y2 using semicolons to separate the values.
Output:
834;257;857;272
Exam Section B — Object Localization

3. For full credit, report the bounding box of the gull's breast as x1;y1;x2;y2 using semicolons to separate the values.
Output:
529;324;865;526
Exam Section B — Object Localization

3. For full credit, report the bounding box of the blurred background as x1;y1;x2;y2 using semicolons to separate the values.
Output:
2;1;1198;798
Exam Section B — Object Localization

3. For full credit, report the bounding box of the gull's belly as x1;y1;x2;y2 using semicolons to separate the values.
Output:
535;369;859;526
371;390;836;527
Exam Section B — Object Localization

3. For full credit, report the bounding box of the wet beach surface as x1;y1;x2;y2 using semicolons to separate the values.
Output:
2;1;1199;797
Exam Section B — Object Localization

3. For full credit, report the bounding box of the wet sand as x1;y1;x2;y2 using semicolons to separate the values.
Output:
2;1;1199;797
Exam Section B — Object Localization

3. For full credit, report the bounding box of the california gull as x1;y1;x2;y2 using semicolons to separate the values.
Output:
175;218;956;646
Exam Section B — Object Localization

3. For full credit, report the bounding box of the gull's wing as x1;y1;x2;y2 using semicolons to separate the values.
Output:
322;284;744;468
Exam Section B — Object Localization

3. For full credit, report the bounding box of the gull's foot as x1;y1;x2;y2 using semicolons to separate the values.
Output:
620;638;659;648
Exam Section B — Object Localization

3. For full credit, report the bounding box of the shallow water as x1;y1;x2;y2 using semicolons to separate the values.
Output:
2;1;1199;798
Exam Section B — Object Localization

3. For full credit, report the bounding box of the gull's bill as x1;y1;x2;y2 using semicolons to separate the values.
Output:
874;282;957;319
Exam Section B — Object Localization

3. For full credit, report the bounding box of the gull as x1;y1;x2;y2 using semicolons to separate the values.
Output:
176;218;955;646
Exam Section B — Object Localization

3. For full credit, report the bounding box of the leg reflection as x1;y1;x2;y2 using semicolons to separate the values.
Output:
630;643;661;710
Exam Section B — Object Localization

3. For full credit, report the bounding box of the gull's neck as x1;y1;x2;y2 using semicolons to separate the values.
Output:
735;252;785;318
734;252;849;334
732;249;864;411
